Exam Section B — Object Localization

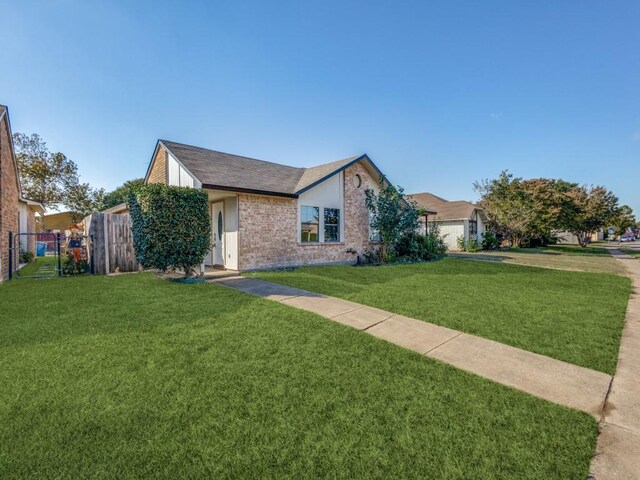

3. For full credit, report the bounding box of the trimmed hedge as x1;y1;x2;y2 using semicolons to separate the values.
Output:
129;184;211;276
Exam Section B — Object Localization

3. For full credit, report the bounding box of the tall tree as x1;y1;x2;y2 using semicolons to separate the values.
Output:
65;182;106;222
563;185;619;247
101;178;144;210
13;133;79;209
520;178;578;242
14;132;107;221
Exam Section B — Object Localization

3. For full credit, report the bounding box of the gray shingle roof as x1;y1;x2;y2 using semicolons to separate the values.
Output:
294;156;360;193
159;140;364;197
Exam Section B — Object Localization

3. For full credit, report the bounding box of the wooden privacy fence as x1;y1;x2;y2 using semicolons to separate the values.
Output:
84;212;138;274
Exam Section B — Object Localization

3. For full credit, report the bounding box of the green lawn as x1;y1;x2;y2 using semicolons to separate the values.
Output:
0;274;598;479
15;255;59;278
450;244;626;274
620;246;640;259
253;258;631;374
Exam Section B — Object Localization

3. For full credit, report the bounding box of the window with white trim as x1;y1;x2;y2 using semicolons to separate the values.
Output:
324;208;340;242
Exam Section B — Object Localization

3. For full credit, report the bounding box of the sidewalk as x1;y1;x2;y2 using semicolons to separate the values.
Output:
590;249;640;479
214;276;611;417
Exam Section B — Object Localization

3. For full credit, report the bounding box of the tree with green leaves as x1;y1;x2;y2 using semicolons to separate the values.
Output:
563;185;619;247
101;178;144;210
474;172;538;248
13;133;79;209
609;204;636;237
475;171;621;248
365;181;421;261
14;132;107;222
65;182;106;222
520;178;578;244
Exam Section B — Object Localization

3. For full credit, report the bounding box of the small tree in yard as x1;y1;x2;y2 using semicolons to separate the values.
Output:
129;184;211;277
365;181;421;262
474;172;537;248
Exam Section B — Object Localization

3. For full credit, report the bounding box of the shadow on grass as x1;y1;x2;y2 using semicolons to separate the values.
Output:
0;273;274;350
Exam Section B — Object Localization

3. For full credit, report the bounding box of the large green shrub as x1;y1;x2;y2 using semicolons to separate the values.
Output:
129;184;211;277
457;236;482;252
480;231;501;250
396;223;448;262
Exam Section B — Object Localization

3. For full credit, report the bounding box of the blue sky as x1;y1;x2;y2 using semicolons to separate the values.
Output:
1;1;638;213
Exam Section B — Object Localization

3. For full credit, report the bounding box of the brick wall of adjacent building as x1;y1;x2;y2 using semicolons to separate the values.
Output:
237;162;378;271
0;116;20;281
147;147;167;184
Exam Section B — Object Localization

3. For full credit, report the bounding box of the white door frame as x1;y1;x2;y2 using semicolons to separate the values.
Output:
212;201;225;266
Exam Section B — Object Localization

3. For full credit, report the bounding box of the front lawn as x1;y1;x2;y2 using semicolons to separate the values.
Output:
253;258;631;374
450;244;626;274
0;274;598;479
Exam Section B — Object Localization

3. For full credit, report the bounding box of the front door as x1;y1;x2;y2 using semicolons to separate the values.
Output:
212;202;225;266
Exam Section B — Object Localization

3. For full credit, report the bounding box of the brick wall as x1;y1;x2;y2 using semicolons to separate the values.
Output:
0;116;19;281
147;147;167;184
237;162;378;270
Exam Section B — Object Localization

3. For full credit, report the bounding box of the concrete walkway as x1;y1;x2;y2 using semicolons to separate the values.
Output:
590;249;640;479
214;276;611;417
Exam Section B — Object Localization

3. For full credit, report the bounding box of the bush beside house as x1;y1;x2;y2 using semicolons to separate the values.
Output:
365;183;447;263
129;184;211;277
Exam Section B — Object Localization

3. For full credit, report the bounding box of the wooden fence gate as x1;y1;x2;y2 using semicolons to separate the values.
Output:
84;212;138;274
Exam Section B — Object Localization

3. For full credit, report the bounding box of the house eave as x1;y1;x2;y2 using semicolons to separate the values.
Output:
201;184;298;199
294;154;389;196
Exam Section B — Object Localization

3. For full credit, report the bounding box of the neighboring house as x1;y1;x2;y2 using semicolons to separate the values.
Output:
102;203;129;215
144;140;386;271
0;105;44;281
18;198;44;254
408;192;486;251
41;211;76;233
555;230;604;245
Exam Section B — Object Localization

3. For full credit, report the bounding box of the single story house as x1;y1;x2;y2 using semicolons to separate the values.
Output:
41;211;76;233
144;140;386;271
0;105;44;280
408;192;486;251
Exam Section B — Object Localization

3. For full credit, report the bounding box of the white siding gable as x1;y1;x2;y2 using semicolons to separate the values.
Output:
297;172;344;243
167;152;199;188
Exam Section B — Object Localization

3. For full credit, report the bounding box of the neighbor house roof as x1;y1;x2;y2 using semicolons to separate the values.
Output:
18;197;45;213
408;192;482;221
103;202;129;214
151;140;384;198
